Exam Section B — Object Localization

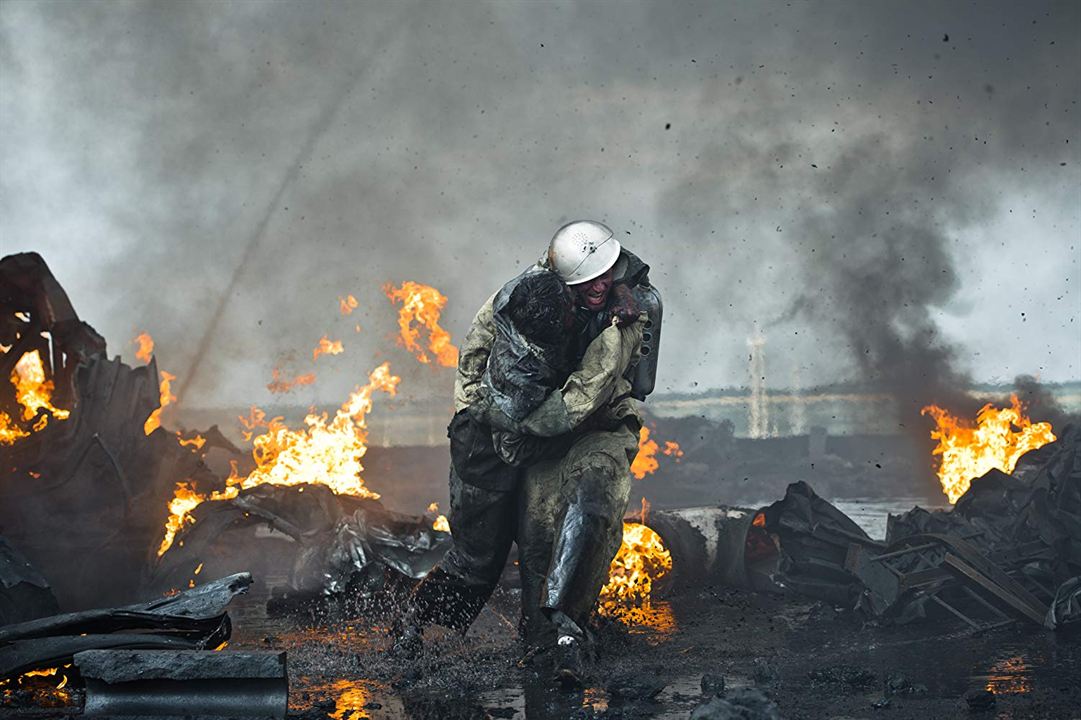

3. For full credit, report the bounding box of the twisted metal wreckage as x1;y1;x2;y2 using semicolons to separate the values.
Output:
1;251;1078;717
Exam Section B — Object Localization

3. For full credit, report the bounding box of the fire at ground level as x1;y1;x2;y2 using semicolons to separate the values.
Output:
6;567;1079;719
3;251;1080;718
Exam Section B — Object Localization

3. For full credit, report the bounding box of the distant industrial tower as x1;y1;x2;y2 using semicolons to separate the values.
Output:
747;331;770;438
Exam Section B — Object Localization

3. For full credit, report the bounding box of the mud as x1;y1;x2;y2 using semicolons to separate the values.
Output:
223;580;1080;720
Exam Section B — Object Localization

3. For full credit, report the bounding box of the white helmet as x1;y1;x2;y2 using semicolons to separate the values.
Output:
547;220;621;285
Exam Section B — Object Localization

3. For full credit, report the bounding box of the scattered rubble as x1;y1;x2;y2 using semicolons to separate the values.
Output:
690;688;783;720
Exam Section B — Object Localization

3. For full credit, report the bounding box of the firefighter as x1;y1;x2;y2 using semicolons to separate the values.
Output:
516;221;657;684
398;221;659;687
396;262;645;654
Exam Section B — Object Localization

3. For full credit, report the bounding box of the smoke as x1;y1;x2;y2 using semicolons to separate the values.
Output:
1;1;1078;412
653;1;1080;420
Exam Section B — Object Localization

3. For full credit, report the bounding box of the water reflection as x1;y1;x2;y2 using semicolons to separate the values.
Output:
981;655;1032;696
330;678;372;720
294;676;404;720
606;600;678;641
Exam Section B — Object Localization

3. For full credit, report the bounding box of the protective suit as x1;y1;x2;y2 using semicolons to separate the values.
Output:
410;300;644;633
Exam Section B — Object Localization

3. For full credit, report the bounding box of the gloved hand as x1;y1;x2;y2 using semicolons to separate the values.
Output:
608;284;640;327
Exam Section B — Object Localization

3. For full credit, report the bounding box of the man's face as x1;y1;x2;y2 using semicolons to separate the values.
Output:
569;267;615;312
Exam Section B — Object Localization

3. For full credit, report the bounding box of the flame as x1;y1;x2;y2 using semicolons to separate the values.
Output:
313;335;344;362
433;515;450;533
0;411;29;445
922;394;1056;504
157;364;399;556
144;370;176;435
383;281;458;367
631;427;660;479
599;522;673;617
1;350;70;444
631;427;682;479
133;332;154;363
339;295;359;316
156;481;239;556
177;433;206;451
662;440;683;459
238;406;269;442
267;367;317;394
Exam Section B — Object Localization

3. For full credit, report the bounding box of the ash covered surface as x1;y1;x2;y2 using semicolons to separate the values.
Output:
221;581;1080;720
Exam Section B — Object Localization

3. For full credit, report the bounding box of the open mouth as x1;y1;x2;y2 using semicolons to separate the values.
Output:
584;291;607;307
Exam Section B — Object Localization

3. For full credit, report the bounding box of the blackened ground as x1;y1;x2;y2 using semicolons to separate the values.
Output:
222;579;1081;720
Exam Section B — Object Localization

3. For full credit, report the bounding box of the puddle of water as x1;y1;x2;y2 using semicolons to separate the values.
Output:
832;498;947;541
294;676;406;720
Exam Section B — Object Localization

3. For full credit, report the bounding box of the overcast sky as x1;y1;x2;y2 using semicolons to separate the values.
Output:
2;0;1078;410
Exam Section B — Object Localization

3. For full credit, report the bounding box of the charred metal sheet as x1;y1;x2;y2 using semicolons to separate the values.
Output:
76;650;287;718
0;535;58;625
0;573;250;678
758;481;882;605
1045;576;1081;631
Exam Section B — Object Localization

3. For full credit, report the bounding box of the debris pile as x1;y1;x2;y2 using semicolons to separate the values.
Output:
751;425;1080;632
870;423;1080;630
0;253;225;610
152;482;451;616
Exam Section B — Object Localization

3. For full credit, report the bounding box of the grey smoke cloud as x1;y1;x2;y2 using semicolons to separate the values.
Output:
1;0;1078;415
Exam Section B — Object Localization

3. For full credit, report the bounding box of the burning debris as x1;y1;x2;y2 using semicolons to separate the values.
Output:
0;253;218;610
923;395;1057;503
155;362;400;560
152;483;451;615
3;249;1077;718
598;521;673;617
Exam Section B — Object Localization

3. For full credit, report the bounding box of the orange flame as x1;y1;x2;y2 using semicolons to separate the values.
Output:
238;406;269;443
339;295;359;316
133;332;154;363
1;350;70;444
427;502;451;532
157;363;399;556
177;433;206;451
144;370;176;435
0;413;29;445
383;281;458;367
631;427;682;479
631;427;660;479
922;394;1056;504
312;336;344;362
599;522;673;617
267;367;317;394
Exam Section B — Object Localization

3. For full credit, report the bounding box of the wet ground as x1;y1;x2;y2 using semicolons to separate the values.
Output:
222;577;1081;720
4;499;1077;719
